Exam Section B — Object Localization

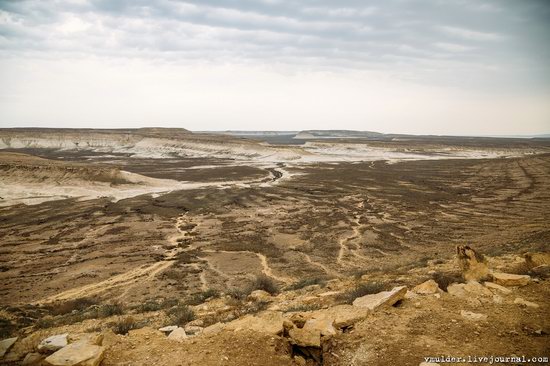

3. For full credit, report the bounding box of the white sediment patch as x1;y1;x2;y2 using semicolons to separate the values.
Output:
1;133;543;163
298;142;534;163
0;132;546;206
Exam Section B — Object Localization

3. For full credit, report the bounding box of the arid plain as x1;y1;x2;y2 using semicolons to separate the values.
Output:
1;128;549;365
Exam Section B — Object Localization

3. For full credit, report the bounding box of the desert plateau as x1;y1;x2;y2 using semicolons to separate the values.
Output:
0;128;549;365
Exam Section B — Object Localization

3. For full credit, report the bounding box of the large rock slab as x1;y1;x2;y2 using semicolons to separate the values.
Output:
447;281;492;298
463;281;493;297
288;327;321;348
491;272;530;287
71;333;103;346
312;305;370;329
44;341;105;366
524;252;550;268
353;286;407;310
0;337;18;358
38;334;68;353
286;313;338;349
302;317;336;337
224;311;284;336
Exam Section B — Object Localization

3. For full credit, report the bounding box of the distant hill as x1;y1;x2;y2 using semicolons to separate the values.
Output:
294;130;385;139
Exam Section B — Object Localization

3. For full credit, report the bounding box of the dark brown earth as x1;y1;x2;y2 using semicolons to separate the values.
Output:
0;133;549;366
1;149;549;305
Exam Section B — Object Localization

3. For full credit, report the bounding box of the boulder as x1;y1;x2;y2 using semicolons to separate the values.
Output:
288;327;321;348
524;252;550;268
22;352;45;365
413;280;440;295
460;310;487;322
183;325;203;335
314;305;370;329
513;297;539;309
447;281;492;298
158;325;178;334
247;290;272;302
98;329;118;348
224;311;284;336
456;245;490;281
463;281;493;297
186;319;204;327
38;334;68;353
303;316;336;337
0;337;18;358
71;333;103;346
491;272;530;287
167;327;187;342
352;286;407;310
44;341;104;366
420;363;441;366
446;283;467;297
484;282;512;294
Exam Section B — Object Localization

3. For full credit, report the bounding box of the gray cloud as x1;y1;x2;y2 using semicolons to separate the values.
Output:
0;0;549;92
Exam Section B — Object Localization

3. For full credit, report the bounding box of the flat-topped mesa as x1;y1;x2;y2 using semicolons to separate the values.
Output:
0;128;308;161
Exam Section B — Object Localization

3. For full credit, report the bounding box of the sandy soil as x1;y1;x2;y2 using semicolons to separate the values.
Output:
0;129;549;365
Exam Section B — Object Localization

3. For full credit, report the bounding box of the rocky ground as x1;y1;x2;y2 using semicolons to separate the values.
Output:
1;249;548;365
0;129;549;365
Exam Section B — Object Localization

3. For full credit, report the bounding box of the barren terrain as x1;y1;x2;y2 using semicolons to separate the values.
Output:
0;128;549;365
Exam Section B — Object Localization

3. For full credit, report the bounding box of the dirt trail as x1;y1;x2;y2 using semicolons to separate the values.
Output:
37;260;174;304
256;252;293;284
38;212;195;304
337;217;362;265
202;249;293;284
301;252;339;277
337;199;376;266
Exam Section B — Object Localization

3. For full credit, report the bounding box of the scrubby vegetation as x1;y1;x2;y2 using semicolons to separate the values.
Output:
48;297;99;316
35;301;125;329
166;304;196;326
134;298;179;313
111;316;142;335
249;274;279;295
186;288;220;306
286;277;327;291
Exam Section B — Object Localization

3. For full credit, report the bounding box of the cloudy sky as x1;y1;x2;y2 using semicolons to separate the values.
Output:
0;0;549;135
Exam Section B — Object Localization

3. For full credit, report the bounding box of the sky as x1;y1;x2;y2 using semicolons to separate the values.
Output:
0;0;549;135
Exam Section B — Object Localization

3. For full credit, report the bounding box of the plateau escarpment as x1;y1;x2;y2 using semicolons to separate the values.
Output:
0;152;188;206
0;128;307;162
